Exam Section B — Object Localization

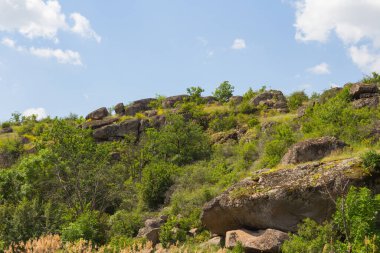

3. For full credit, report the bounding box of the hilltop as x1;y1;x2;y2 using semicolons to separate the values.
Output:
1;75;380;252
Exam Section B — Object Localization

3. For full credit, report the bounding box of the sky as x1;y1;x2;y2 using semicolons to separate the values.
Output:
1;0;380;121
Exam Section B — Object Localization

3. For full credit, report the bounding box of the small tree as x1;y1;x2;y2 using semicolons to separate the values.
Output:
288;91;309;111
186;86;204;104
213;81;234;103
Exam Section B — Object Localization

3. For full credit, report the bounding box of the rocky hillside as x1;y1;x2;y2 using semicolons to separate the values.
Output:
1;78;380;252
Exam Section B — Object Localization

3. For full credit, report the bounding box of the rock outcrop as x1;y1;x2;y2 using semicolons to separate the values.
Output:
114;103;125;115
225;229;289;253
137;216;168;244
250;90;289;113
229;96;243;105
85;107;109;120
82;117;119;130
125;98;156;116
0;127;13;134
349;83;379;99
281;137;346;165
93;118;141;141
162;95;189;108
201;158;377;235
349;83;379;109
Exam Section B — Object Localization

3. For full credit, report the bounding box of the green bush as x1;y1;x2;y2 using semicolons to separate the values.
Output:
1;122;11;129
186;86;204;104
139;162;177;209
146;114;211;165
302;87;377;144
209;114;237;132
362;72;380;84
213;81;234;103
361;150;380;173
108;211;143;238
61;210;107;244
287;91;308;111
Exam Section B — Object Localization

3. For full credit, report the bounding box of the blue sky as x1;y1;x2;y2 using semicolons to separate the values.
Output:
0;0;379;120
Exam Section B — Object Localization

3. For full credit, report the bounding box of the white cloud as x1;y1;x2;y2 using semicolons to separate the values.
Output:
294;0;380;73
22;107;47;120
0;0;100;65
231;38;246;50
0;0;67;41
2;38;82;65
30;47;82;65
70;13;101;43
1;37;25;51
307;62;330;75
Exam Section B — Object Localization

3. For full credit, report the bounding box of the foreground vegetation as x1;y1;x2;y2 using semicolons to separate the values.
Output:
1;74;380;252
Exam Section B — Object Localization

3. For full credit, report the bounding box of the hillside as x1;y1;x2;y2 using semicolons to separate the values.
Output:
1;76;380;252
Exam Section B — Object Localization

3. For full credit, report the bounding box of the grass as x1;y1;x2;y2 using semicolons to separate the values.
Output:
259;113;297;124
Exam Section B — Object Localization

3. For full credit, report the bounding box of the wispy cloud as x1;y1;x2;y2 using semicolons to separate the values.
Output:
2;37;82;65
307;62;330;75
231;38;246;50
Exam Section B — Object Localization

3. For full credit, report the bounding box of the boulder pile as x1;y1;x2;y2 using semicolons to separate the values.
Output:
250;90;289;113
349;83;380;109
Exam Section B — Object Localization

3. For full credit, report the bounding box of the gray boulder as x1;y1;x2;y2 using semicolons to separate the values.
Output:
250;90;289;112
229;96;243;105
125;98;156;116
82;117;119;129
85;107;109;120
352;96;379;109
93;118;140;141
203;96;217;104
137;216;168;245
0;127;13;134
162;95;189;108
201;158;376;235
281;136;346;165
349;83;379;99
225;229;289;253
114;103;126;115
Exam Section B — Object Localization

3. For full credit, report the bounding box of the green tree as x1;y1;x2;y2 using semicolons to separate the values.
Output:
287;91;308;110
213;81;234;103
138;161;177;209
146;114;211;165
186;86;204;104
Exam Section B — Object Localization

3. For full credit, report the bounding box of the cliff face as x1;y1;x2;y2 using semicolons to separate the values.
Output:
201;158;379;235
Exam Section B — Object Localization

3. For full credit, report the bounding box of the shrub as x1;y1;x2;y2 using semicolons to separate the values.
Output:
148;95;166;109
1;122;11;129
362;72;380;84
186;86;204;104
213;81;234;103
108;211;143;238
361;150;380;173
209;114;237;132
146;114;211;165
287;91;308;111
139;162;177;209
61;210;107;244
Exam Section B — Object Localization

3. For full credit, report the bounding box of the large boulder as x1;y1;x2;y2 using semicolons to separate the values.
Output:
93;119;140;141
82;117;119;129
225;229;289;253
114;103;125;115
229;96;243;105
137;216;168;245
201;158;377;235
85;107;109;120
0;127;13;134
250;90;289;113
281;137;346;165
349;83;379;99
352;96;379;109
162;95;189;108
125;98;156;116
203;96;217;104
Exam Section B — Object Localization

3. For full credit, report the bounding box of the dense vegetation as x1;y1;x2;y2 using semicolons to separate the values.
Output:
0;76;380;252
